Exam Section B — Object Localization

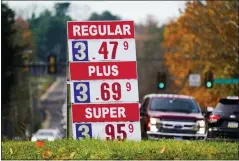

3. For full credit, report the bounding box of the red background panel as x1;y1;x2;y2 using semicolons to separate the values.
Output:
67;21;135;39
72;103;140;122
69;61;138;80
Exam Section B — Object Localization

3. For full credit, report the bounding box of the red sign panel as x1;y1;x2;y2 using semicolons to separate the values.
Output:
72;103;139;122
69;61;137;80
67;21;135;39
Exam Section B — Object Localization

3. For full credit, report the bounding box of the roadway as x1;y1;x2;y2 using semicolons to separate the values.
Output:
40;77;67;137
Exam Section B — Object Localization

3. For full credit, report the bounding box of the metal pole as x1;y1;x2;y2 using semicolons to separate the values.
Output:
67;81;70;139
28;77;34;135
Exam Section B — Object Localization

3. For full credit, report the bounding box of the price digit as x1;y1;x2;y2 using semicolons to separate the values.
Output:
98;42;108;59
76;124;92;139
101;83;110;101
105;124;127;141
117;124;127;140
74;82;90;103
126;82;131;91
100;83;122;101
98;41;119;59
110;41;118;59
72;41;88;61
112;82;121;100
123;41;129;50
105;124;115;140
128;124;134;133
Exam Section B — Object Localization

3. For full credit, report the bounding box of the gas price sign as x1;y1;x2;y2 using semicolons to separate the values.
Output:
70;80;139;103
67;20;141;141
73;122;141;141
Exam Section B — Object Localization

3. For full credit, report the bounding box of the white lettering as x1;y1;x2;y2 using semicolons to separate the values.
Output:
72;24;132;37
107;25;114;35
73;25;81;36
118;107;126;118
123;24;131;35
85;108;92;118
81;25;89;36
115;25;123;35
96;66;103;76
110;107;117;118
85;107;126;119
102;108;110;118
88;65;119;77
112;65;119;76
103;66;111;76
93;108;101;118
88;66;95;76
99;25;106;36
89;25;97;36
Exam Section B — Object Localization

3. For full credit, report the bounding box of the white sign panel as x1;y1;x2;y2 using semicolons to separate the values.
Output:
70;80;139;104
73;122;141;141
189;74;201;87
68;39;136;62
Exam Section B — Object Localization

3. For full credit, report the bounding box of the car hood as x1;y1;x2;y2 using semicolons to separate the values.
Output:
148;110;204;120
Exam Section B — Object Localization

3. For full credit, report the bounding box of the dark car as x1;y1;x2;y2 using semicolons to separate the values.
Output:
207;97;239;141
140;94;207;140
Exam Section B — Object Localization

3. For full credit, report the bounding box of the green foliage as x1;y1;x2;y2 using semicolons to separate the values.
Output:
1;3;22;116
28;2;72;62
88;10;121;21
2;139;238;160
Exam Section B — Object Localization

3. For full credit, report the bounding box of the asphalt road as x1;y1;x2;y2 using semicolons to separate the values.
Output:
41;77;67;137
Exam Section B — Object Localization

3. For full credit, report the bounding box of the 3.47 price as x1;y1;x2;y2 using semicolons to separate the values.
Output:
71;40;129;61
98;41;128;59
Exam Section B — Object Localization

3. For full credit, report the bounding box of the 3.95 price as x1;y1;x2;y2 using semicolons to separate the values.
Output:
69;39;136;62
71;80;138;103
74;122;141;141
105;123;134;141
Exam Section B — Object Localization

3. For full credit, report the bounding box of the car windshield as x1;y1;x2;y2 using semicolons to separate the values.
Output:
149;98;200;113
214;99;239;114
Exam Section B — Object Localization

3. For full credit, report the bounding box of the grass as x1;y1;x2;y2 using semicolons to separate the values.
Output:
1;139;238;160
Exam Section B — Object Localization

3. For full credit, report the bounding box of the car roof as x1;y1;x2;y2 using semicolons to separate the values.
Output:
226;96;239;100
143;93;194;100
37;129;59;133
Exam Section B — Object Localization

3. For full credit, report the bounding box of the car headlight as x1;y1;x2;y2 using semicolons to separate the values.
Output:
150;118;157;125
196;120;206;134
48;137;55;141
196;120;205;128
31;137;37;142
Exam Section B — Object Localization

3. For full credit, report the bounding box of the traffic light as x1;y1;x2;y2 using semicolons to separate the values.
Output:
48;54;57;74
204;71;214;88
157;72;166;89
22;54;30;72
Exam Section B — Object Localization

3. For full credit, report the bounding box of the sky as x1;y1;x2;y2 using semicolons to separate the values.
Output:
5;1;187;25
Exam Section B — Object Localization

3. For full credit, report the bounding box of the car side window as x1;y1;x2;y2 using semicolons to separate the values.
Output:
140;98;150;113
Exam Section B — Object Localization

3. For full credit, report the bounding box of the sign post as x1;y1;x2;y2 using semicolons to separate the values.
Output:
67;21;141;141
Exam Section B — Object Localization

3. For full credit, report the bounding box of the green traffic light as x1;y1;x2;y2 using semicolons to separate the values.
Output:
158;83;165;89
206;82;212;88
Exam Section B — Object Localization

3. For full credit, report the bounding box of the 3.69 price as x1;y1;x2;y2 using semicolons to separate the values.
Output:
72;81;134;103
101;82;131;101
